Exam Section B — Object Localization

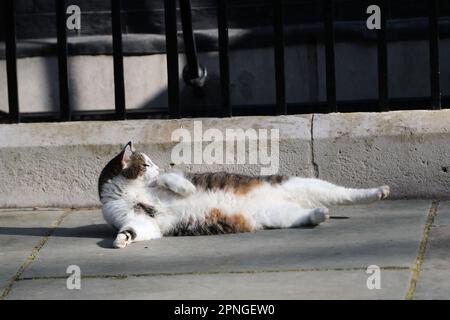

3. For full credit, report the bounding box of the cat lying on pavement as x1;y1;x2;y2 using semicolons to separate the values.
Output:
98;142;390;248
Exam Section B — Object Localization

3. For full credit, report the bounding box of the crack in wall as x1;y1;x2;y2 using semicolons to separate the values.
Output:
311;114;319;178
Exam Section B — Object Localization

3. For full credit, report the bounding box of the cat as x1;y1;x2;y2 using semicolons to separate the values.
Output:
98;142;390;249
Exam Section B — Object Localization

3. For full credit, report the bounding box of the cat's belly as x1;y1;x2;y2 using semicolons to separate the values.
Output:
163;184;287;223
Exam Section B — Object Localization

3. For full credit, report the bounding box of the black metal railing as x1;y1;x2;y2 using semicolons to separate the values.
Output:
4;0;19;123
56;0;70;121
429;0;441;110
217;0;231;117
1;0;446;123
164;0;181;119
111;0;126;120
377;0;389;112
324;0;337;113
273;0;287;115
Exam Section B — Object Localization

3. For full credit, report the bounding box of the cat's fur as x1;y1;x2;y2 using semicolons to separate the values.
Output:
99;142;390;249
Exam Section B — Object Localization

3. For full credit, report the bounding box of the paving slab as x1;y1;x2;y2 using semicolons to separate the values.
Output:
21;201;429;279
414;201;450;300
7;269;411;300
0;208;65;295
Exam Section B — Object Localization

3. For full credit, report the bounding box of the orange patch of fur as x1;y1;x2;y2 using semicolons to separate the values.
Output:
207;208;253;233
226;180;263;196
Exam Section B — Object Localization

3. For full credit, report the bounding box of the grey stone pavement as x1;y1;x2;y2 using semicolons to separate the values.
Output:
0;200;449;300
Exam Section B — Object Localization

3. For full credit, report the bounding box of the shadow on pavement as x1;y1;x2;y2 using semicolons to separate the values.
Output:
0;224;115;249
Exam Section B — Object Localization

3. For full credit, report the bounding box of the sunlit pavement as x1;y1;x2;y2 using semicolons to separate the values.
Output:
0;200;448;300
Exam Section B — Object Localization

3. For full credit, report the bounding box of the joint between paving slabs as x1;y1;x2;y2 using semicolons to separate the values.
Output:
16;266;410;282
404;200;439;300
0;209;72;300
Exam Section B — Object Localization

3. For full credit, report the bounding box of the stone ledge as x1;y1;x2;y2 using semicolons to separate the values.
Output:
0;115;313;207
313;110;450;199
0;110;449;208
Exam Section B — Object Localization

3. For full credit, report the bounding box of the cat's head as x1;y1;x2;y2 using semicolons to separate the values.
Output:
98;142;160;198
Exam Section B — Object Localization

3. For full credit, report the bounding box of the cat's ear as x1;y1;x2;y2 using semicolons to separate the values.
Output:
120;141;133;168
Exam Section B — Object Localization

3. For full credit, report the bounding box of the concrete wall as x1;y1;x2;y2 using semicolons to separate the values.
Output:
2;39;450;113
0;109;449;208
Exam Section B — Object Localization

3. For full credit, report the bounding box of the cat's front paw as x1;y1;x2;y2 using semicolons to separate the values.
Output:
113;233;129;249
158;174;196;196
176;181;196;196
377;185;390;200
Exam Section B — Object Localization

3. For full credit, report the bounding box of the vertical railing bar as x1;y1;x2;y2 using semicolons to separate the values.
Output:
55;0;70;121
179;0;199;80
164;0;181;118
111;0;126;119
4;0;20;123
324;0;337;112
273;0;287;115
377;0;389;111
429;0;441;110
218;0;231;117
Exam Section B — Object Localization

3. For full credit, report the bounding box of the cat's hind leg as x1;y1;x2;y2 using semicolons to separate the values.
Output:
308;207;330;226
283;177;390;207
256;203;330;229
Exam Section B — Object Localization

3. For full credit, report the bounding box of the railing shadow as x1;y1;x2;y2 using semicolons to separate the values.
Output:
0;224;116;248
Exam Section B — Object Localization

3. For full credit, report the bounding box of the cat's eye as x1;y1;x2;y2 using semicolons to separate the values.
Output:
143;164;150;167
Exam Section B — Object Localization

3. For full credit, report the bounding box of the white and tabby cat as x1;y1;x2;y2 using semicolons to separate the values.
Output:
99;142;390;248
